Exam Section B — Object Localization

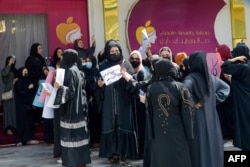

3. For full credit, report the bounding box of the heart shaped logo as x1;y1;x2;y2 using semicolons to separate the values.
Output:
56;17;82;45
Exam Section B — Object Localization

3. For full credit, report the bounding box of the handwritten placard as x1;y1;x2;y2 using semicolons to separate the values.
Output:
100;65;122;86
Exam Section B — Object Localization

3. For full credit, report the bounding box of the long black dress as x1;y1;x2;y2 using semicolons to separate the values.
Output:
97;40;137;159
82;56;101;147
182;51;230;167
55;64;91;166
97;60;137;159
221;59;250;150
183;74;229;167
14;68;36;144
144;77;194;167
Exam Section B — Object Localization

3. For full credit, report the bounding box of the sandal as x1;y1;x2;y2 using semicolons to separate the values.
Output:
107;155;120;164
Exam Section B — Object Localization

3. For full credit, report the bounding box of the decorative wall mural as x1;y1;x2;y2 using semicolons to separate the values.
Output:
56;17;82;45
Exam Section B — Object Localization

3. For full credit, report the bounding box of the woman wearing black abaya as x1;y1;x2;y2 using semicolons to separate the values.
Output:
183;51;230;167
54;49;91;167
221;45;250;151
144;58;194;167
14;67;39;146
121;58;195;167
25;43;47;124
97;40;137;164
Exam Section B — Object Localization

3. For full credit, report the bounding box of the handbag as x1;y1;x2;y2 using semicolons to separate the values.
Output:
2;90;14;100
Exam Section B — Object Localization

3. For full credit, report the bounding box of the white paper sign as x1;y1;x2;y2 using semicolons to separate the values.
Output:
100;65;122;86
139;28;149;59
42;83;53;92
41;82;59;114
56;68;65;85
42;95;54;118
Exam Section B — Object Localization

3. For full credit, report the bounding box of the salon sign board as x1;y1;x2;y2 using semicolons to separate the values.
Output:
127;0;225;55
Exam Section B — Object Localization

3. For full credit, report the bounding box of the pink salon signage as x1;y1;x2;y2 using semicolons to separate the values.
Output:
0;0;89;57
127;0;225;55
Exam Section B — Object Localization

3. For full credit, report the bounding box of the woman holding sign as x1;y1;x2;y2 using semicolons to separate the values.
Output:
53;49;91;167
96;40;137;164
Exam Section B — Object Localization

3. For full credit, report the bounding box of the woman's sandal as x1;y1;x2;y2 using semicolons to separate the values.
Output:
107;156;120;164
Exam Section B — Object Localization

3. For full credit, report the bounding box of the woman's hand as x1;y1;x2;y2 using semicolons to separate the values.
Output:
230;56;247;62
139;95;146;104
44;89;51;96
120;67;132;82
28;84;34;89
54;81;60;89
194;102;202;109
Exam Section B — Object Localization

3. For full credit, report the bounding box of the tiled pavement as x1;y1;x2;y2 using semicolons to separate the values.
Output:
0;141;240;167
0;144;143;167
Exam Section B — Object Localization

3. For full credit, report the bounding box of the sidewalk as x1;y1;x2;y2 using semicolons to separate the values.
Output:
0;141;241;167
0;144;143;167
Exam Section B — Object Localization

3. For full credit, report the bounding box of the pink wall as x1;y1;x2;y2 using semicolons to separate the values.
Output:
0;0;89;58
127;0;225;55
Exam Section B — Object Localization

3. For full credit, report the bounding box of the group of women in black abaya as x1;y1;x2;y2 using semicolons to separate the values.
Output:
9;38;250;167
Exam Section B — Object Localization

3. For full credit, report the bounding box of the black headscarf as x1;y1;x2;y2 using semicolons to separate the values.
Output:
17;67;28;80
231;45;250;60
73;39;82;51
152;58;177;80
104;40;123;64
51;47;63;68
30;43;41;57
179;57;190;78
187;51;210;103
61;49;78;69
82;55;97;74
5;56;18;77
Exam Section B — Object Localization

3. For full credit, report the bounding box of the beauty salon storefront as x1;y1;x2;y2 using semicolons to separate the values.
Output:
91;0;250;57
0;0;249;97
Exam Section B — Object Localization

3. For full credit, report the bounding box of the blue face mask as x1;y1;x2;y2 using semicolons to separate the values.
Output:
85;62;92;69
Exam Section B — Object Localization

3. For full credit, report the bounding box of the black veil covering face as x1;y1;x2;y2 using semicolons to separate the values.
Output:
104;40;123;64
188;51;210;103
